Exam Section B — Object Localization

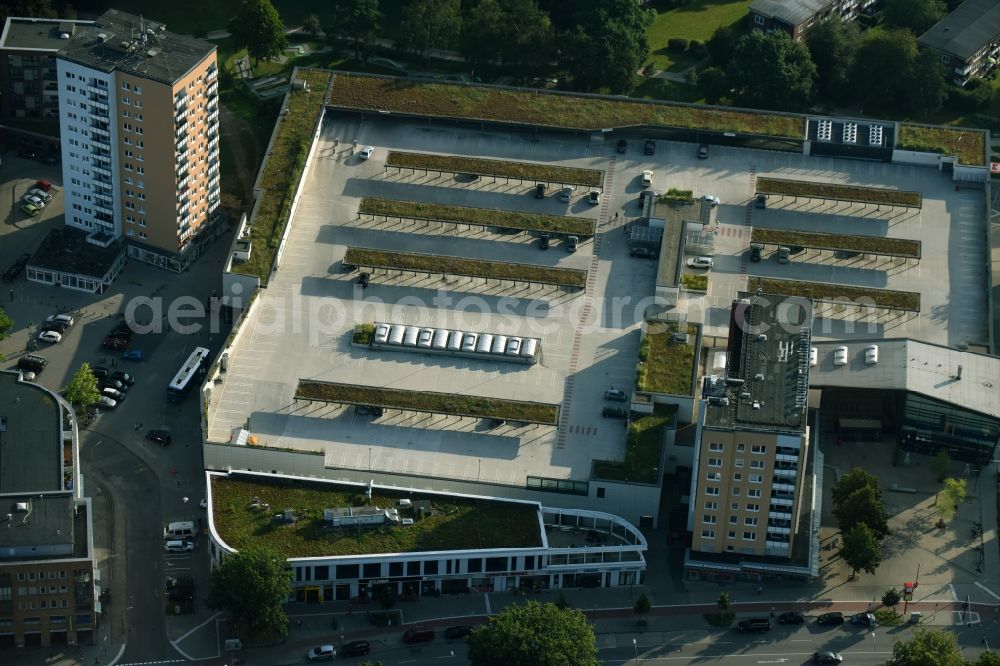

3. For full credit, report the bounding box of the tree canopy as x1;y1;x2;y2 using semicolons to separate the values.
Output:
840;523;881;579
556;0;653;93
398;0;462;61
467;600;598;666
834;483;889;538
725;30;816;111
206;546;291;638
832;467;882;509
888;627;964;666
458;0;553;79
229;0;288;65
806;19;861;104
65;363;101;408
882;0;947;35
330;0;383;61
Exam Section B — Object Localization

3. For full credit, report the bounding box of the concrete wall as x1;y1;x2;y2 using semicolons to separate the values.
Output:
891;150;942;167
203;443;662;528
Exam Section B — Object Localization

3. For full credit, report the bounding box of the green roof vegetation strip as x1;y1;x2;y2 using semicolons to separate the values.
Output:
386;151;604;187
899;124;986;167
328;72;805;139
344;246;588;289
359;197;595;236
235;69;332;283
636;323;698;396
751;229;921;259
211;475;543;558
295;380;560;425
592;405;677;484
747;277;920;312
756;177;921;208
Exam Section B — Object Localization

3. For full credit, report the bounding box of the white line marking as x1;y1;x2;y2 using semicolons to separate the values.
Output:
976;582;1000;600
950;583;958;601
173;610;222;643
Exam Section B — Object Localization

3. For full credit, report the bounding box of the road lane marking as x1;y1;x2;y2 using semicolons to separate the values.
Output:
976;582;1000;600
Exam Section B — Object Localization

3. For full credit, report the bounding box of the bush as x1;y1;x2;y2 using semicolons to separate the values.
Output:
668;38;689;52
689;40;705;55
946;86;989;113
353;322;375;344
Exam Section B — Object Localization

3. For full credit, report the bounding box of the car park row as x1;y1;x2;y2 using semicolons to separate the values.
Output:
369;322;541;364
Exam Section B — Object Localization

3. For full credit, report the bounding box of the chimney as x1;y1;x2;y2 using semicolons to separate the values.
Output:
956;364;962;380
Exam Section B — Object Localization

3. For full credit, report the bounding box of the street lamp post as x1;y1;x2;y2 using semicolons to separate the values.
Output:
871;631;876;659
633;637;638;665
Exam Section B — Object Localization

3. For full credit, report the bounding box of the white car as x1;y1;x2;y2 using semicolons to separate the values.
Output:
46;313;74;327
96;396;118;409
641;170;654;188
358;146;375;160
865;344;879;365
560;185;575;202
22;194;45;208
702;195;720;207
28;188;53;202
588;190;601;205
833;346;849;366
686;256;714;269
306;645;336;661
37;330;62;343
809;347;818;367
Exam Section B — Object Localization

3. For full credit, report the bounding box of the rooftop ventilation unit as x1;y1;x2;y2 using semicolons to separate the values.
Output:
869;125;883;146
843;122;858;144
817;119;833;142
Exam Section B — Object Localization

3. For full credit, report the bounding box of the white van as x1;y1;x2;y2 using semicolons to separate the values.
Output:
164;521;196;540
164;539;195;553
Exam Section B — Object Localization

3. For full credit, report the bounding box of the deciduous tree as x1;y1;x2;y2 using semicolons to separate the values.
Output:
65;363;101;408
696;66;729;104
806;19;860;104
882;0;947;35
840;523;881;580
206;546;292;638
557;0;654;94
882;587;901;610
888;627;964;666
931;450;951;481
936;477;967;522
467;600;598;666
834;485;889;539
398;0;462;62
832;467;881;507
330;0;383;62
725;30;816;111
229;0;288;65
633;592;651;617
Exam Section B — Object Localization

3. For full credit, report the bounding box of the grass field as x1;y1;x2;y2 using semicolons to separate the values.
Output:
386;151;604;187
637;324;698;396
211;474;543;558
295;380;560;424
344;246;588;289
592;405;676;484
646;0;752;72
898;124;987;167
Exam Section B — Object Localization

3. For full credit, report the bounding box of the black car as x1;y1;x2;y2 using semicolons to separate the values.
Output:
356;272;370;289
643;139;655;155
813;651;844;665
737;618;771;632
749;245;763;262
777;611;805;624
603;387;628;402
630;247;657;259
355;405;383;417
458;173;480;182
111;370;135;385
755;193;767;209
816;612;844;626
42;321;69;334
17;354;46;373
146;430;172;446
90;365;110;379
697;144;709;159
602;406;628;419
445;625;474;640
17;147;38;159
539;234;550;250
340;640;371;656
616;138;628;153
2;253;31;282
534;183;546;199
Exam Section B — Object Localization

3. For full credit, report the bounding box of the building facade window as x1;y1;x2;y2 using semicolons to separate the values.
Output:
701;529;715;539
705;486;719;496
709;442;723;452
751;445;766;454
743;532;756;541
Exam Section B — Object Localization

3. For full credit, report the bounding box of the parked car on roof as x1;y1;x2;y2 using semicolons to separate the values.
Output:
20;203;40;217
643;139;655;155
604;387;627;402
641;170;654;188
46;314;74;326
616;138;628;153
122;350;145;361
358;146;375;160
305;645;335;661
37;330;62;343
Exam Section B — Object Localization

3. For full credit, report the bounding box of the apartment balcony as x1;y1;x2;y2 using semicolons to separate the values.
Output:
207;163;220;178
94;203;114;218
93;185;113;198
90;126;110;141
174;94;188;111
772;481;796;493
775;453;799;463
208;136;219;152
207;81;218;98
768;510;793;521
765;541;790;553
95;211;114;224
774;467;798;478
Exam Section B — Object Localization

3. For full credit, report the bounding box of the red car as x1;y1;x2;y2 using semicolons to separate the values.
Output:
35;179;52;192
103;336;129;350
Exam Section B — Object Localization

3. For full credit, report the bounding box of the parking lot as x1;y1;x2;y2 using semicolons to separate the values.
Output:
209;117;991;487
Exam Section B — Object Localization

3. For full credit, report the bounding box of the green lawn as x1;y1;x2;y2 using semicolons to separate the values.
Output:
592;405;676;484
211;475;543;558
636;324;698;396
646;0;752;71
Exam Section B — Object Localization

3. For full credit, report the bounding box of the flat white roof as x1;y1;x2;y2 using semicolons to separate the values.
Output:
810;339;1000;419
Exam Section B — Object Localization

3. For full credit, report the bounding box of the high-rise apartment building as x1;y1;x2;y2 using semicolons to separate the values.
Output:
0;371;96;648
54;9;219;272
686;293;816;580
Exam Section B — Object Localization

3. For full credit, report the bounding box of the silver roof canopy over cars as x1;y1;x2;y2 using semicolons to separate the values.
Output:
367;322;541;364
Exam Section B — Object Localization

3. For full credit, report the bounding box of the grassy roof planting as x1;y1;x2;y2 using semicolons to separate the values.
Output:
235;69;331;283
359;197;595;236
748;277;920;312
899;124;986;166
296;380;560;424
592;405;676;484
751;229;921;259
211;474;543;558
328;72;805;138
344;246;588;289
636;323;698;396
386;151;604;187
757;177;922;208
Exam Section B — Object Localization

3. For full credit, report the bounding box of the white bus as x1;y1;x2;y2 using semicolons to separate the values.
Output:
167;347;211;402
